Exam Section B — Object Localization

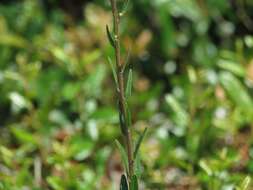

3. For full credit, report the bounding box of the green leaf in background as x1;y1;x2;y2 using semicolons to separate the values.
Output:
90;106;118;123
237;176;251;190
126;69;133;98
0;34;28;48
120;0;130;16
165;94;189;127
107;57;119;88
165;0;202;22
106;25;115;48
11;127;37;145
199;160;213;176
158;6;175;55
130;175;138;190
49;109;70;126
8;92;32;114
62;82;81;100
51;47;70;65
81;49;101;65
217;59;245;77
47;176;64;190
134;127;148;159
70;137;94;161
115;140;129;175
120;174;129;190
0;146;14;166
219;71;253;117
83;64;107;97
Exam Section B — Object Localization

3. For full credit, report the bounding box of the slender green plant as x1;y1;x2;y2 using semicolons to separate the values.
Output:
106;0;147;189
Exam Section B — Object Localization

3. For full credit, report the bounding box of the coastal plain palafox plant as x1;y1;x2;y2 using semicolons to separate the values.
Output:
106;0;147;189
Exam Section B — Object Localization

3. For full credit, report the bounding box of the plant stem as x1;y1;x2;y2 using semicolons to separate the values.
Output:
109;0;134;180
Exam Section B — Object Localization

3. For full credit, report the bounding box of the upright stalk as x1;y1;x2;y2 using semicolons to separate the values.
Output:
109;0;134;180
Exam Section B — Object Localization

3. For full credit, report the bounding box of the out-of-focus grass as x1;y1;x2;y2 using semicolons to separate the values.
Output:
0;0;253;189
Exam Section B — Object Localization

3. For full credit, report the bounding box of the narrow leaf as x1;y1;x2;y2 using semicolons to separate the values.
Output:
125;102;132;128
134;154;142;177
126;69;133;98
123;46;132;72
120;0;130;16
119;110;127;135
217;59;245;77
107;57;118;88
130;175;138;190
115;140;129;175
134;127;148;159
120;174;129;190
106;25;115;47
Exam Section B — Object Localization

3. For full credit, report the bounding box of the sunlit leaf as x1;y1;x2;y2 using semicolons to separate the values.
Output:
8;92;32;114
165;94;189;127
239;176;251;190
11;127;37;145
199;160;213;176
217;59;245;77
219;71;253;117
47;176;64;190
0;34;27;48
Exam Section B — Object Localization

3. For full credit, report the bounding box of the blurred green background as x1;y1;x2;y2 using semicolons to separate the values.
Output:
0;0;253;189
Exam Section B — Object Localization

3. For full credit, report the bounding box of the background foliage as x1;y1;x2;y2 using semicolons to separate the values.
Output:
0;0;253;189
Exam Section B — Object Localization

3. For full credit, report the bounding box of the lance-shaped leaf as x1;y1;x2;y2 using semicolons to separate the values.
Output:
130;175;138;190
106;25;115;47
120;174;129;190
126;69;133;98
119;110;127;135
125;102;132;128
120;0;130;16
115;140;129;175
123;46;132;72
107;57;118;88
134;154;142;177
134;127;148;159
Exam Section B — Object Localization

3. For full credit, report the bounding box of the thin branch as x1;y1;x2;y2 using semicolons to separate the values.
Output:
109;0;134;180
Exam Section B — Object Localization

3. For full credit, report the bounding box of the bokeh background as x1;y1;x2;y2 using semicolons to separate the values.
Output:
0;0;253;189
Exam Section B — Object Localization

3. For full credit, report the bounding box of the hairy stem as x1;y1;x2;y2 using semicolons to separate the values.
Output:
109;0;134;180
